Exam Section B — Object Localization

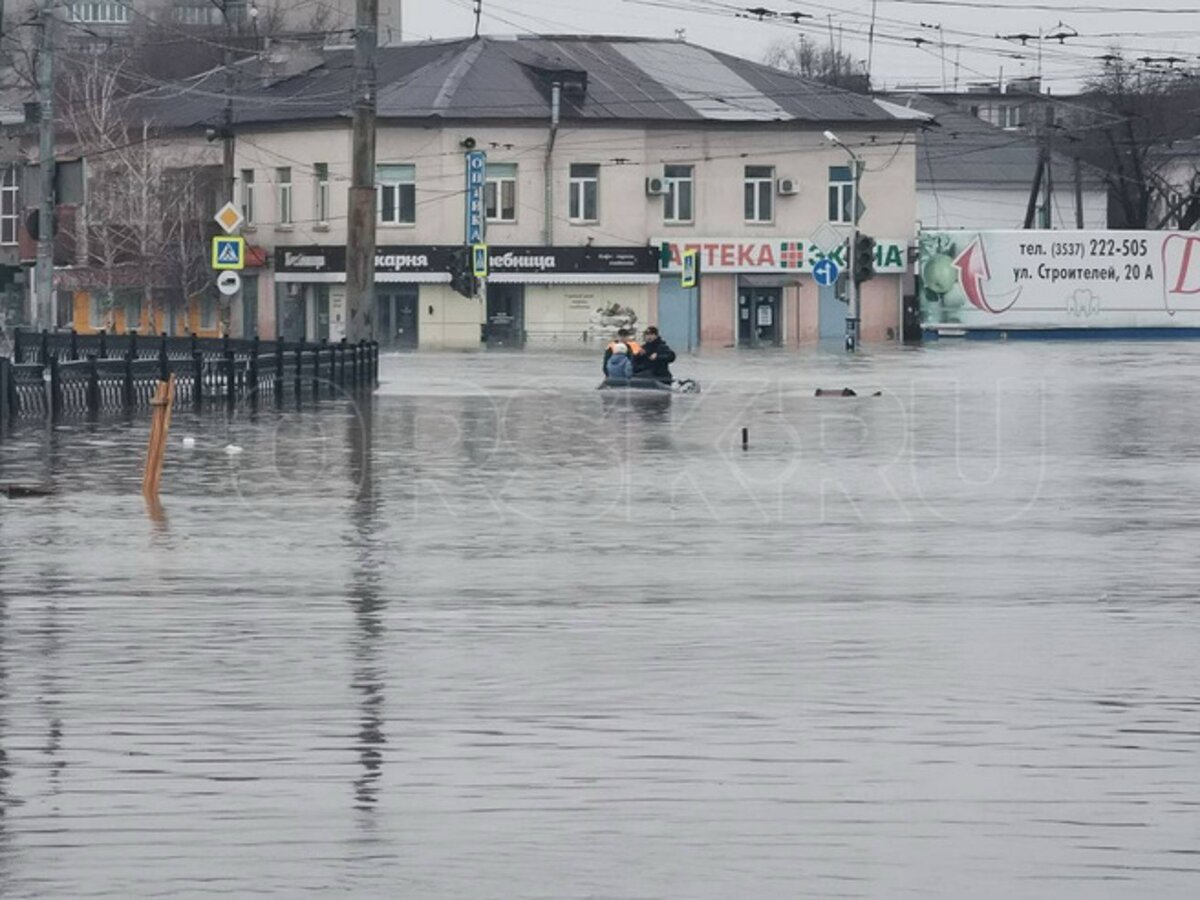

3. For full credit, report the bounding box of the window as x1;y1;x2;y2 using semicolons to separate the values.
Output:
89;293;108;329
376;164;416;224
68;2;130;24
828;165;855;224
663;164;693;223
744;165;774;223
999;105;1022;129
313;162;329;225
174;4;221;24
1;166;18;246
200;293;217;330
485;163;517;222
239;169;255;225
569;163;599;222
123;291;142;331
275;167;292;226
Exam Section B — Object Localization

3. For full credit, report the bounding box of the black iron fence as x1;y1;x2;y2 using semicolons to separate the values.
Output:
1;329;379;426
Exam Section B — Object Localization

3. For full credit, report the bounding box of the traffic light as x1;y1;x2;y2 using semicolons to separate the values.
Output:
853;233;876;284
448;245;476;298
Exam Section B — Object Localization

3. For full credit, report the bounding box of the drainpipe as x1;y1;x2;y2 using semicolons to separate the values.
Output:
543;82;560;246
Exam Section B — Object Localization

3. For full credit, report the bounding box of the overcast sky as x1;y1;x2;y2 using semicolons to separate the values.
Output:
401;0;1200;94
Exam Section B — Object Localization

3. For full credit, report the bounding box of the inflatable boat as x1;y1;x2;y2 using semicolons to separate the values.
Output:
598;377;700;393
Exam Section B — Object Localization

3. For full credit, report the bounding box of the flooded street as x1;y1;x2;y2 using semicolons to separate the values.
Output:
1;343;1198;898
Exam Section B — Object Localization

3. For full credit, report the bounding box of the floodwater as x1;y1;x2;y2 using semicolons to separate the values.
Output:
0;342;1198;898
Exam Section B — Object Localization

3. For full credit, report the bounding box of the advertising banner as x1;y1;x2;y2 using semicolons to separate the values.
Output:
919;229;1200;330
656;237;908;275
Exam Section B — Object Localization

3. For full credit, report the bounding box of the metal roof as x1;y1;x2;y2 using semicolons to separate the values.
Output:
143;35;908;131
888;93;1106;189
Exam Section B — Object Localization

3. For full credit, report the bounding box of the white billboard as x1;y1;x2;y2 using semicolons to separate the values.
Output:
919;230;1200;331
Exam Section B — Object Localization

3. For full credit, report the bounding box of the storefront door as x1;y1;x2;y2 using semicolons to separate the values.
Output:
277;285;306;342
377;287;419;351
737;287;781;347
241;275;259;338
485;283;525;348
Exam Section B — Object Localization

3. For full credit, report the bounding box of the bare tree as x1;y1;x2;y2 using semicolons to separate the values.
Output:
1077;55;1200;229
58;51;216;330
764;35;871;94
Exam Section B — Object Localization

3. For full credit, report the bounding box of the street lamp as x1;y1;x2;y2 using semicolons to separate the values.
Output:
824;130;861;351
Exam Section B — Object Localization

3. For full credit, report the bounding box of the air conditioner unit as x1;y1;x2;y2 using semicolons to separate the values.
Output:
645;176;668;196
777;177;799;196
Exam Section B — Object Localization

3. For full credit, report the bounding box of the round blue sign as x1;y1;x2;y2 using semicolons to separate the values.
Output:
813;257;840;287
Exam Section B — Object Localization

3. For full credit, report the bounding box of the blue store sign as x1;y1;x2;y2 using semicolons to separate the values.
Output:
465;150;487;245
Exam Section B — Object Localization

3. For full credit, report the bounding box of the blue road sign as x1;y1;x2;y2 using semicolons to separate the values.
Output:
812;256;840;287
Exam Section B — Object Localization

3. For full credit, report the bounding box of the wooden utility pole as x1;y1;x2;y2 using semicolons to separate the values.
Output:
35;0;55;330
345;0;378;343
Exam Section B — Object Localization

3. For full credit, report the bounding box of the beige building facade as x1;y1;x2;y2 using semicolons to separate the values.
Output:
163;36;922;349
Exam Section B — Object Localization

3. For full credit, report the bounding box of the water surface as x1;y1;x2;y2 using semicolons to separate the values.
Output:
0;343;1198;898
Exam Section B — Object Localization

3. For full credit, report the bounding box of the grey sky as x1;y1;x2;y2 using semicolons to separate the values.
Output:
403;0;1200;94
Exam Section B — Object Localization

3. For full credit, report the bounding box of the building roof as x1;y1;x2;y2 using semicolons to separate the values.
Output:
886;93;1106;190
143;35;912;131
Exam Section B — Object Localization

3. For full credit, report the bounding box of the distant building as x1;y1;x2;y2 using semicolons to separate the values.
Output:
885;93;1108;230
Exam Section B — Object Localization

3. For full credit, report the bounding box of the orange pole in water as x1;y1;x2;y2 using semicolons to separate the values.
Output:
142;374;175;499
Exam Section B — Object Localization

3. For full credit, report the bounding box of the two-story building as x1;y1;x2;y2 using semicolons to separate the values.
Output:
151;34;922;349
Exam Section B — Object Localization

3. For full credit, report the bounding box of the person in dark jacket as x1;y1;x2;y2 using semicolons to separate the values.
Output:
634;326;676;382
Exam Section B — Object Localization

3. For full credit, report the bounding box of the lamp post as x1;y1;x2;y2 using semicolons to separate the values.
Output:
823;130;861;352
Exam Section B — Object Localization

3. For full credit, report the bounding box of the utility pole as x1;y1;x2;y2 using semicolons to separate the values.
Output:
867;0;877;87
35;0;55;331
1074;155;1084;228
345;0;378;343
220;2;235;205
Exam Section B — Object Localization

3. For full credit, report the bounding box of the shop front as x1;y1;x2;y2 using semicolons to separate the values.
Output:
275;245;467;348
484;246;660;348
274;245;660;349
657;237;909;347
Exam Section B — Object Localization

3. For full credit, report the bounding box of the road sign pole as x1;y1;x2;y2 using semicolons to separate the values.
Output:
847;159;865;352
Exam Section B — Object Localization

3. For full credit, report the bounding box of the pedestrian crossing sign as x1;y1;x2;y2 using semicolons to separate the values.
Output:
212;236;245;270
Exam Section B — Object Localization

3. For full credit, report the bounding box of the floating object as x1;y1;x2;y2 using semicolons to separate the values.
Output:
224;444;244;455
598;377;701;394
181;436;196;449
814;388;883;397
2;482;55;498
742;427;749;450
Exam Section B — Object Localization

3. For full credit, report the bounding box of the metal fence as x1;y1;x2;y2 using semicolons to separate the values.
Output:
1;329;379;427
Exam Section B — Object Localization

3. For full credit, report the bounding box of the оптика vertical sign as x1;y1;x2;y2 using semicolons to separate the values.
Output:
465;150;487;245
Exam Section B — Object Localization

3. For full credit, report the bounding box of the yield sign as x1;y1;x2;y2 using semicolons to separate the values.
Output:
214;201;243;235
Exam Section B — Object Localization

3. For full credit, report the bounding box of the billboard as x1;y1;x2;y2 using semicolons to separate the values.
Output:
919;230;1200;331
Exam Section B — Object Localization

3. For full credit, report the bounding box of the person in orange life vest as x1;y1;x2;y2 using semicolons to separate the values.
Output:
603;327;642;374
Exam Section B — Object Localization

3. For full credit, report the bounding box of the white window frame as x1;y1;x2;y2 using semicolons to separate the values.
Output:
485;163;517;223
275;166;292;226
744;165;774;223
828;166;854;225
663;164;694;224
313;162;330;225
69;1;131;24
239;169;255;226
376;164;416;225
568;163;599;223
1;165;18;246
